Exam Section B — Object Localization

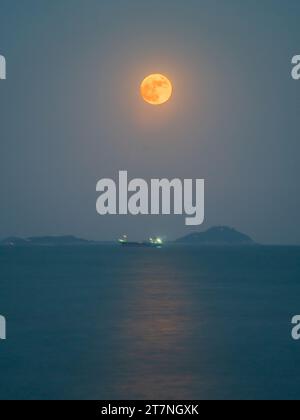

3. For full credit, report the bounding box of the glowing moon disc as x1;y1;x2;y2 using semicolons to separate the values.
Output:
140;74;173;105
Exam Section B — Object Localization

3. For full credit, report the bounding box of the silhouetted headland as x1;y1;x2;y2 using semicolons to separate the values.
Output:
176;226;256;246
0;235;98;247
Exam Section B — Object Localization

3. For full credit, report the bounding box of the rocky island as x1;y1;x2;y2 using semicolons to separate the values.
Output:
176;226;256;246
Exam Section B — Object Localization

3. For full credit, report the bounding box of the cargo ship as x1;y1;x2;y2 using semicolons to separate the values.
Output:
118;235;163;248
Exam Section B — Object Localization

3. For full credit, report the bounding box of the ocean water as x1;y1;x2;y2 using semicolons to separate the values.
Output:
0;245;300;400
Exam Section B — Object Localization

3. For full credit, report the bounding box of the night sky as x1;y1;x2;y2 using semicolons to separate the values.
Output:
0;0;299;243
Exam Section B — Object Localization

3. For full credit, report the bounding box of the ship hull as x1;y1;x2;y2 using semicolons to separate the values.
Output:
120;242;162;248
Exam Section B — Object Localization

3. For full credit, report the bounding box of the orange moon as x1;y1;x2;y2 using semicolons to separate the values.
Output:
140;74;173;105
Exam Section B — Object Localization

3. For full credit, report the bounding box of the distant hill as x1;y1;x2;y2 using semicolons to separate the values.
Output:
0;237;31;247
0;235;97;247
176;226;255;245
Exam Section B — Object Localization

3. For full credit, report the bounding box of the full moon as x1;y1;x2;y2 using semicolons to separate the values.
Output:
140;74;173;105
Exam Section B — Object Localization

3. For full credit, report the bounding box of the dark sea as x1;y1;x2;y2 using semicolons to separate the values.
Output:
0;245;300;400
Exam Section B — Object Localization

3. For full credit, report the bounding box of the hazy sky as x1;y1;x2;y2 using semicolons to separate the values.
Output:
0;0;299;243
